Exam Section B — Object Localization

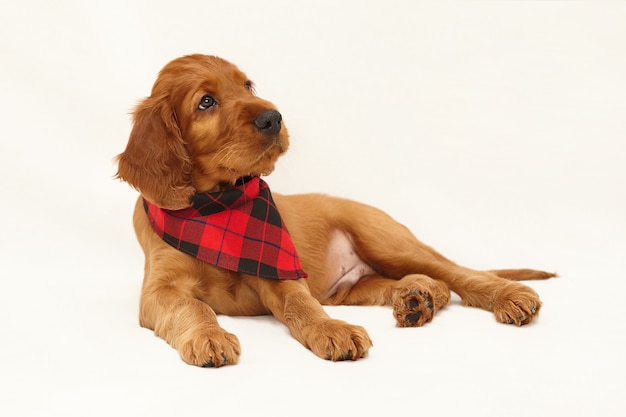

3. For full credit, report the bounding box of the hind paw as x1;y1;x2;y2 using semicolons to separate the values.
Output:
393;288;435;327
492;283;542;326
392;275;450;327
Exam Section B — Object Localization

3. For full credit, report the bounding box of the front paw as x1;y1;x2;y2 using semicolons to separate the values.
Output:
303;319;373;361
492;283;542;326
176;325;241;367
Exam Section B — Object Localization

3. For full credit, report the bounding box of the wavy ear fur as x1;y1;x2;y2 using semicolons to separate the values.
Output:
116;94;195;210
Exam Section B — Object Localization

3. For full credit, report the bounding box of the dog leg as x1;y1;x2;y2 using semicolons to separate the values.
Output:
243;277;373;361
139;274;241;367
335;201;552;325
325;274;451;327
374;248;544;326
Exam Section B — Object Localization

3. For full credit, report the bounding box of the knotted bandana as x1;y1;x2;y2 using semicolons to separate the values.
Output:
144;176;307;280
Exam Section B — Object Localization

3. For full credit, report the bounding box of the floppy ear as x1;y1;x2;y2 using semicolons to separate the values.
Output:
116;94;195;210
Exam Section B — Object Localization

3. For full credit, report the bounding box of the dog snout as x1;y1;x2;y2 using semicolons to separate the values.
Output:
254;109;282;135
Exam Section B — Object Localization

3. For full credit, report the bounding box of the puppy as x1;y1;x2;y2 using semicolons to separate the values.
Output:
117;54;555;367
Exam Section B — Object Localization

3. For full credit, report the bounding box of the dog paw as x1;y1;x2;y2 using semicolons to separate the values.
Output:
176;325;241;367
303;319;372;361
492;283;542;326
393;288;435;327
392;277;450;327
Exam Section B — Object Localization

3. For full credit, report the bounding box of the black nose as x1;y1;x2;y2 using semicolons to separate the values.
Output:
254;109;282;135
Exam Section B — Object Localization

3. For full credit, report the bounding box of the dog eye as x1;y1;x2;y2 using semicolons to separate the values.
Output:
245;81;256;94
198;95;216;110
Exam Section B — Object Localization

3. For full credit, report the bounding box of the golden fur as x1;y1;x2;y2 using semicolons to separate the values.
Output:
117;54;555;367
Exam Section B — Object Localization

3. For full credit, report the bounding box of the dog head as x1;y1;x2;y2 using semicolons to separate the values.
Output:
117;54;289;209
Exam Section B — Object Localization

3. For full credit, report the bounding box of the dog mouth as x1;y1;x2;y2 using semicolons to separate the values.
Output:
217;139;285;179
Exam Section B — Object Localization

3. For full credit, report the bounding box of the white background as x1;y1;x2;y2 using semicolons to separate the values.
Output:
1;1;625;416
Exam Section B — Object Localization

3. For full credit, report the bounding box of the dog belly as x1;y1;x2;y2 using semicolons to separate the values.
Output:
324;229;376;299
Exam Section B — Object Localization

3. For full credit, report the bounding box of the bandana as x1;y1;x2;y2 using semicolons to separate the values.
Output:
143;176;307;280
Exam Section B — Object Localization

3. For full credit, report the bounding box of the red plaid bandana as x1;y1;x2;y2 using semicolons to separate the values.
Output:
143;177;307;280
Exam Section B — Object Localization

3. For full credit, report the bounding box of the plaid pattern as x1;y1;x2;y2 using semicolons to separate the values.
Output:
143;177;307;280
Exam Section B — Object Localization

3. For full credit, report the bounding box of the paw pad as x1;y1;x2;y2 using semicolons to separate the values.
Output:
394;289;434;327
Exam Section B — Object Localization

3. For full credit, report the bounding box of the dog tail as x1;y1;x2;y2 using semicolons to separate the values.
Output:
490;269;558;281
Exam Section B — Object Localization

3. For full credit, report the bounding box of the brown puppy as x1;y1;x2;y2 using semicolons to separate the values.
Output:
117;54;555;367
